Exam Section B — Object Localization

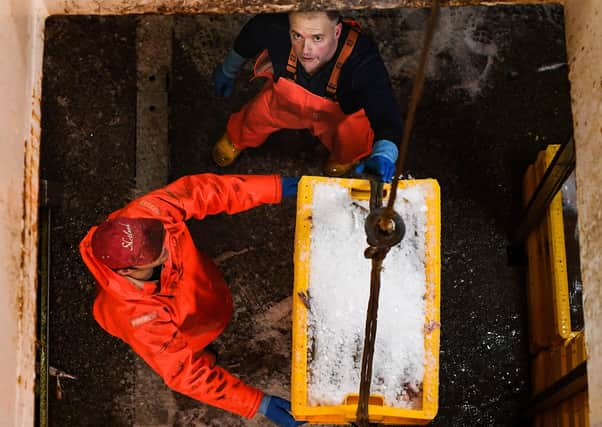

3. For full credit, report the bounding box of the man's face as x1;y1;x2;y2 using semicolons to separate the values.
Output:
288;12;342;76
117;246;169;281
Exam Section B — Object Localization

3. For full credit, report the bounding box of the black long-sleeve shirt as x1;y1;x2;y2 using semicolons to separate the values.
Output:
232;13;403;144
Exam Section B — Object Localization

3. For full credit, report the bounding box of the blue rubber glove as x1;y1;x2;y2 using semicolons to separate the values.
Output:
258;395;305;427
281;177;301;198
214;66;235;97
355;139;399;182
214;49;246;97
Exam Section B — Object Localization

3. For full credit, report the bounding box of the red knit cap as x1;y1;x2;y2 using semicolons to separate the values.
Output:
91;217;165;269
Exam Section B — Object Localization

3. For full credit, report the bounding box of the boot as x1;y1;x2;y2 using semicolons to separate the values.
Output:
212;133;243;167
323;156;354;177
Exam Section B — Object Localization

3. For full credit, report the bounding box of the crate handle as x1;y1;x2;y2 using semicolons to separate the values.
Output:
344;394;384;406
350;187;389;201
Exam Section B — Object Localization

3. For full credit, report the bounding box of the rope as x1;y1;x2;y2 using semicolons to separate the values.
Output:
356;250;387;426
385;1;440;218
356;2;440;425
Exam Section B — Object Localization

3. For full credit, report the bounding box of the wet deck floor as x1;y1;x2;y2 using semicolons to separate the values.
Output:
41;5;573;426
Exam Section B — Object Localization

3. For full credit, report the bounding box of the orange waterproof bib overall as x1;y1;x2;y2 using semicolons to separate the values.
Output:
226;28;375;165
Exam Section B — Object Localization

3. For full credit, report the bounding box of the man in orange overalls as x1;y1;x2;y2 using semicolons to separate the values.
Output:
80;173;304;427
213;12;403;182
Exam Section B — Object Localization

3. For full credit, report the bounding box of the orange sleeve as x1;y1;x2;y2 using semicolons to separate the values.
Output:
128;316;263;418
121;174;282;223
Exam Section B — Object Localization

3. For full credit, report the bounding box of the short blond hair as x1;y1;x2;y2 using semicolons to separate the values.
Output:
288;11;341;24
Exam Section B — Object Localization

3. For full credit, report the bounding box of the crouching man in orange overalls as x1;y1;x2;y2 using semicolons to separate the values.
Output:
213;11;403;182
80;174;304;427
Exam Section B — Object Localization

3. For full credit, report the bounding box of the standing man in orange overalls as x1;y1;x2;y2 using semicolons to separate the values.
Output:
213;11;403;182
80;173;304;427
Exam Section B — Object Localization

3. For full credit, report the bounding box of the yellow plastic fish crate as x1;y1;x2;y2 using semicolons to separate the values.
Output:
523;144;572;353
532;330;586;396
533;389;589;427
291;176;441;425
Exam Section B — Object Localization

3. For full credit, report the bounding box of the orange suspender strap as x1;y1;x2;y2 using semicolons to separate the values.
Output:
326;27;360;98
286;48;297;79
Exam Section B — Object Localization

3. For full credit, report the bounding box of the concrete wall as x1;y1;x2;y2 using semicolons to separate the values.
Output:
45;0;558;15
564;1;602;425
3;0;601;425
0;0;46;426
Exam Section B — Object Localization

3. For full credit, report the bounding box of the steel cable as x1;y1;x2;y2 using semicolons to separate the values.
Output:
356;2;440;425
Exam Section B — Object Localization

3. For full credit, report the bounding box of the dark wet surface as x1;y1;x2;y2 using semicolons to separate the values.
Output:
41;15;138;427
41;5;573;426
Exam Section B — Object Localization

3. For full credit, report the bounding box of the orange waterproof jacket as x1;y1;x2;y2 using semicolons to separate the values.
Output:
80;174;282;418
